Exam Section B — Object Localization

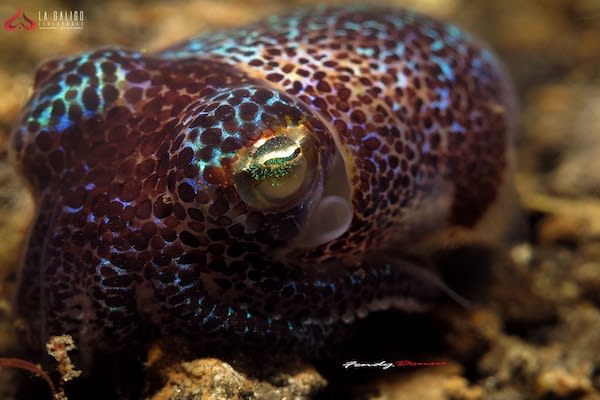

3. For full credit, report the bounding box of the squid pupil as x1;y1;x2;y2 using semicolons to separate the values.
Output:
247;138;302;185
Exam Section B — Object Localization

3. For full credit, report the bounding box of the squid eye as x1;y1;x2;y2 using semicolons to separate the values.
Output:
232;123;321;211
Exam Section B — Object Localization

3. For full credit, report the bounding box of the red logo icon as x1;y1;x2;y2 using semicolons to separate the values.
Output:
4;8;37;31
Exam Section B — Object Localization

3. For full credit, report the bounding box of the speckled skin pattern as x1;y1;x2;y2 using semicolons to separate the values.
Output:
11;6;513;355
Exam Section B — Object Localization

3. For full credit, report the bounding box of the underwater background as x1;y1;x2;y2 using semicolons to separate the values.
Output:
0;0;599;399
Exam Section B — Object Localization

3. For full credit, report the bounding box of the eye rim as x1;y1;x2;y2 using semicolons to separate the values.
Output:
231;121;322;212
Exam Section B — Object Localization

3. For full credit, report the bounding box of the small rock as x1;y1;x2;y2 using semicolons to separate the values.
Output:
510;243;534;267
536;368;592;398
573;262;600;303
144;340;326;400
371;362;463;400
537;214;584;246
443;376;484;400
